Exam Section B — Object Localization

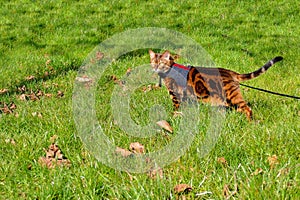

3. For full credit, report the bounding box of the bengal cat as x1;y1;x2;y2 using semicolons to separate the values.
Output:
149;50;283;120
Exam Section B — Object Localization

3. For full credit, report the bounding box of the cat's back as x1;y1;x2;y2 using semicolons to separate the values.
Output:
191;66;239;81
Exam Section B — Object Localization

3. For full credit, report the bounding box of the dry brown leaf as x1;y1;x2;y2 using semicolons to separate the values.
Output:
18;85;26;93
142;84;153;92
0;89;9;94
156;120;173;133
36;90;43;97
173;111;183;117
29;92;39;101
96;51;104;60
126;68;131;76
14;112;19;118
111;75;118;82
223;172;238;199
5;138;16;145
39;143;71;169
251;168;263;175
115;147;133;157
148;167;163;179
26;75;35;81
174;184;192;194
45;93;53;98
1;103;12;114
217;157;228;166
43;71;49;78
19;94;27;101
9;102;17;110
57;91;64;98
46;59;51;65
32;112;42;118
268;155;279;169
129;142;145;154
277;168;290;177
0;102;17;114
75;76;93;83
223;184;230;198
111;75;126;88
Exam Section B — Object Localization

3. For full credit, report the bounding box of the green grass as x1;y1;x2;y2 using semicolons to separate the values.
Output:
1;0;299;199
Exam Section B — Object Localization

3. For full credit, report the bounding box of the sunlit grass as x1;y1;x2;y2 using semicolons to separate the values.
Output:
0;0;299;199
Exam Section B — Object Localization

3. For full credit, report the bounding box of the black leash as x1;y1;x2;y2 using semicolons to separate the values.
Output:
158;77;299;100
240;83;300;100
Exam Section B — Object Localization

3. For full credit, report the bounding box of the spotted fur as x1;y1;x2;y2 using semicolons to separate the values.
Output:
149;50;283;120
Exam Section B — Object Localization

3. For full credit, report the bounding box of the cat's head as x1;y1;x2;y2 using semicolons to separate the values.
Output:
149;50;179;73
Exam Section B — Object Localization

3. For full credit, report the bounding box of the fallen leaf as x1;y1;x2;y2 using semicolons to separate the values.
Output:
173;111;183;117
18;85;26;93
46;59;51;65
174;184;192;194
39;143;71;169
156;120;173;133
19;94;27;101
126;68;131;76
36;90;43;97
142;84;152;92
223;184;230;198
0;89;9;94
57;91;64;98
111;75;126;88
96;51;104;60
9;102;17;110
26;75;35;81
148;167;163;179
5;138;16;145
267;155;279;169
129;142;145;154
28;92;39;101
111;75;118;82
43;71;49;77
115;147;133;157
277;168;289;178
217;157;228;166
1;103;12;114
75;76;93;83
223;173;238;199
251;168;263;175
32;112;42;118
45;93;53;98
0;102;17;114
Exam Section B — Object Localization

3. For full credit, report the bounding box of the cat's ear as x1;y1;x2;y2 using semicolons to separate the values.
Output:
162;50;170;60
149;49;156;59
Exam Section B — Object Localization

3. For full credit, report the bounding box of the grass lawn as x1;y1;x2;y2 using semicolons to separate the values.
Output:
1;0;299;199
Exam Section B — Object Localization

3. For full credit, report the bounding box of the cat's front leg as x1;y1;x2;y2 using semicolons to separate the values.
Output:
169;90;181;110
163;78;182;110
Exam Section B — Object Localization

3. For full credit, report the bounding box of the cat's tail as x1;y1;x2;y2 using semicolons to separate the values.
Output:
237;56;283;82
